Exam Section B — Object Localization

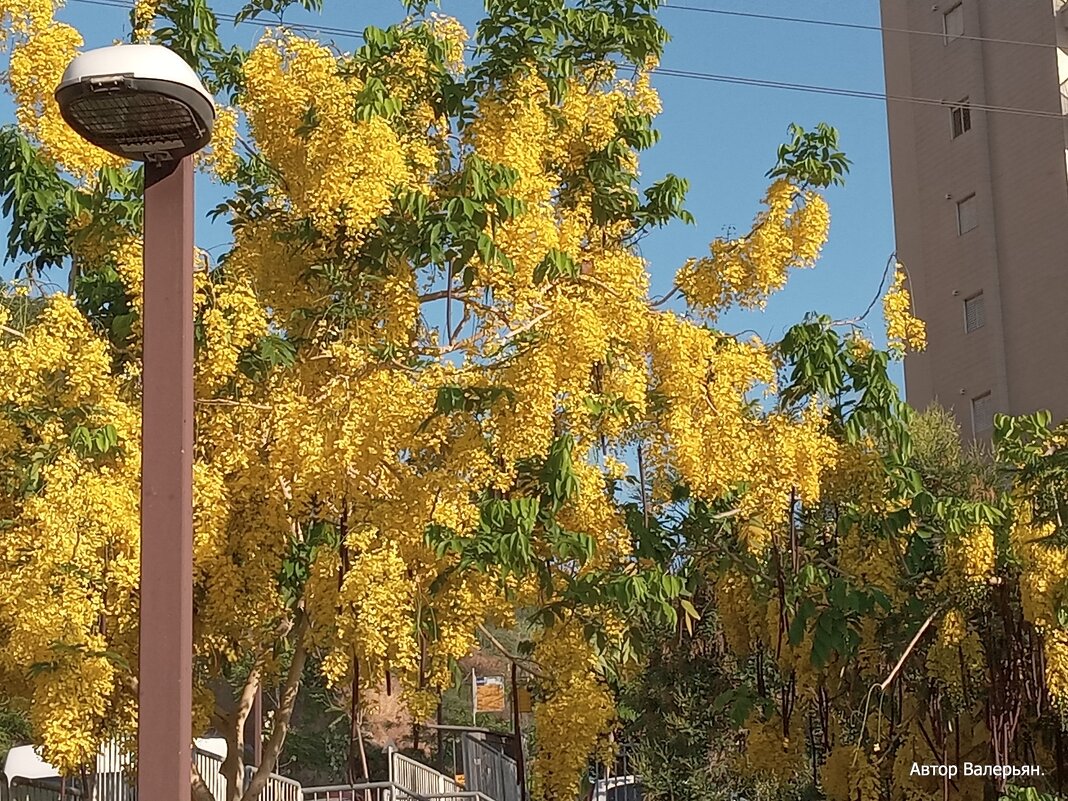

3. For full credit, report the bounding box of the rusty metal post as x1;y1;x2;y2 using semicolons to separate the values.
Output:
252;685;263;767
139;156;194;801
511;663;527;801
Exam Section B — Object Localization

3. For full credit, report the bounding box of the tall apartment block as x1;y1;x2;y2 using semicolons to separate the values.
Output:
880;1;1068;439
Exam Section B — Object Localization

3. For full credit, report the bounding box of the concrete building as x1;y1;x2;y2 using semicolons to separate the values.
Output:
880;0;1068;439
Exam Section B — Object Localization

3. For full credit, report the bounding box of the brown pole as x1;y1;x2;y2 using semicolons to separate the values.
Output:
252;685;263;767
138;156;194;801
511;663;527;801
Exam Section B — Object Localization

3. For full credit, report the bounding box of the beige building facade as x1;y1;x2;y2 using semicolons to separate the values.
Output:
880;0;1068;439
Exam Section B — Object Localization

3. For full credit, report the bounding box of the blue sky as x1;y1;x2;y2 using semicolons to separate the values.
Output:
1;0;902;386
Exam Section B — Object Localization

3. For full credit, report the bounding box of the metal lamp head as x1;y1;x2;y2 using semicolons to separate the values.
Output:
55;44;215;164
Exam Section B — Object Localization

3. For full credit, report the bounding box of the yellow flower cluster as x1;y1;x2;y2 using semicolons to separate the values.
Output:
883;265;926;355
677;181;830;317
194;268;267;394
845;330;874;361
820;440;885;511
201;105;240;182
820;745;881;801
941;523;995;592
0;293;141;770
532;624;616;801
6;6;126;179
838;524;902;605
131;0;159;42
714;570;760;656
1011;504;1068;631
320;539;419;688
427;13;468;73
739;715;805;783
1043;630;1068;707
0;0;54;40
242;34;411;238
649;313;837;524
925;609;984;703
30;650;116;774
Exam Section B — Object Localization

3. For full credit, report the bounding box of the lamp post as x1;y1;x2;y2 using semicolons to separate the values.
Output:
56;45;215;800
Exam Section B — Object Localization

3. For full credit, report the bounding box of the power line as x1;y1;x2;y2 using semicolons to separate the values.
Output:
660;2;1063;51
69;0;1067;52
67;0;370;39
654;67;1066;121
60;0;1068;122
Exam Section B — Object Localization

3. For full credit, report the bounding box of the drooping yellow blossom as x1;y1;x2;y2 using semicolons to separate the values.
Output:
677;180;830;317
883;264;926;354
427;13;468;73
131;0;159;42
739;715;805;783
925;608;984;703
942;523;995;590
532;624;617;801
242;33;411;238
202;105;240;182
6;12;126;178
821;745;881;801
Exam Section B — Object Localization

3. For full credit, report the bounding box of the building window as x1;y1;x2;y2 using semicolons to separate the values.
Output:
943;3;964;42
971;392;993;437
951;99;971;137
957;194;978;234
1061;78;1068;116
964;292;985;332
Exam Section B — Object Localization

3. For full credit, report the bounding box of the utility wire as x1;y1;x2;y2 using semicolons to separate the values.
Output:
67;0;371;39
70;0;1068;51
62;0;1068;122
661;2;1065;51
654;66;1066;120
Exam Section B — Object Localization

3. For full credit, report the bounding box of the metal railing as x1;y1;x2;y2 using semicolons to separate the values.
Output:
301;782;500;801
2;741;302;801
389;752;460;799
460;737;518;801
302;781;424;801
5;779;84;801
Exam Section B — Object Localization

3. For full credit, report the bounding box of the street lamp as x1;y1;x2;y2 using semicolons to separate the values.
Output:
56;44;214;801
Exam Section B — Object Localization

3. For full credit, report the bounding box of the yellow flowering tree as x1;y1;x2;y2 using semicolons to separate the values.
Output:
2;0;871;799
624;370;1068;801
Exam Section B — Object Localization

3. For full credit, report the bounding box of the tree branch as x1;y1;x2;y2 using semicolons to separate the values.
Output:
477;624;546;678
240;611;311;801
879;611;936;692
192;758;216;801
223;666;261;801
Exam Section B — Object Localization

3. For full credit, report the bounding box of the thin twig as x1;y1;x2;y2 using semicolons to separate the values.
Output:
477;624;547;678
880;611;936;692
649;283;681;308
195;398;273;410
832;251;897;327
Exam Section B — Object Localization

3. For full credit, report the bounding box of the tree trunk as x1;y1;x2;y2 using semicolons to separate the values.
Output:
223;667;261;801
192;759;216;801
240;612;310;801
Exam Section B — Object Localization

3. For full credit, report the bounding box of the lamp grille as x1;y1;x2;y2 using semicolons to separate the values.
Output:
66;91;203;153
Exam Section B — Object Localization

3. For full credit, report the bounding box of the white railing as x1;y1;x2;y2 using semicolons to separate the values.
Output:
241;766;303;801
388;752;459;799
3;741;302;801
302;781;422;801
306;750;482;801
